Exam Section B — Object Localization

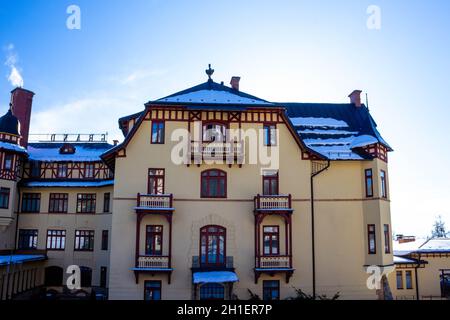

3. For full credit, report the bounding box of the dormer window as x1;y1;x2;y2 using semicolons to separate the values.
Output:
59;144;76;154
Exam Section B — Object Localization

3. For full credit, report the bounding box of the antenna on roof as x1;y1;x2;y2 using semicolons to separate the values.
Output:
205;64;214;81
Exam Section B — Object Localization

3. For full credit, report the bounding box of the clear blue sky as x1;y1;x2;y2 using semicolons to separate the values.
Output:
1;0;449;237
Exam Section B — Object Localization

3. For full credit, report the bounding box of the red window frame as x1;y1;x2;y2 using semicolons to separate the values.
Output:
263;226;280;256
368;224;376;254
145;225;163;256
384;224;391;254
148;169;165;194
49;193;68;213
76;193;96;214
365;169;373;198
57;163;68;178
21;193;41;213
201;169;227;198
380;170;388;198
3;153;14;171
263;123;277;146
202;121;228;142
262;171;279;195
84;163;95;179
46;229;66;251
151;121;165;144
200;225;226;266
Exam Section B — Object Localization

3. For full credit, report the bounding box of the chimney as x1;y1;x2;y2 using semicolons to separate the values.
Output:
230;76;240;91
348;90;362;107
10;87;35;148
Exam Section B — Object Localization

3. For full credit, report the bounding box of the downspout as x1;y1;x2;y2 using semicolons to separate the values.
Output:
310;160;330;299
415;254;421;300
14;188;20;251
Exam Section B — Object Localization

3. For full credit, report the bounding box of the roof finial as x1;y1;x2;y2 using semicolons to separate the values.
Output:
205;64;214;81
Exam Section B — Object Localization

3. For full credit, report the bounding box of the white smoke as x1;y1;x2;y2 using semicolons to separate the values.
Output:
4;44;24;87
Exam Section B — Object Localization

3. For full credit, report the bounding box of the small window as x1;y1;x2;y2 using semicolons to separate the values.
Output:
263;280;280;300
262;170;279;195
59;144;76;154
76;194;96;213
30;161;41;178
396;271;403;289
263;226;279;256
203;123;226;142
101;230;109;251
201;169;227;198
3;154;13;171
365;169;373;197
103;192;111;212
380;170;387;198
148;169;165;194
49;193;68;213
145;225;163;255
144;281;162;300
368;224;376;254
151;121;165;144
21;193;41;213
384;224;391;254
405;271;413;289
74;230;95;251
263;124;277;146
85;163;95;178
18;229;38;250
46;230;66;250
0;187;10;209
57;163;68;178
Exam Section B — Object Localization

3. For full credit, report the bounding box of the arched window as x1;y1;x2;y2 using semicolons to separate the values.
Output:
200;225;226;266
203;122;227;142
201;170;227;198
44;266;63;286
200;283;225;300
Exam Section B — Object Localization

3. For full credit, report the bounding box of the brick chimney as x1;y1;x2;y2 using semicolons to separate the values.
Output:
230;76;240;91
10;87;35;148
348;90;362;107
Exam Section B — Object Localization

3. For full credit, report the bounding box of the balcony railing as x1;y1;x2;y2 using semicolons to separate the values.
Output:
254;194;292;211
136;193;173;210
191;256;234;270
189;141;244;162
136;255;170;269
256;255;292;269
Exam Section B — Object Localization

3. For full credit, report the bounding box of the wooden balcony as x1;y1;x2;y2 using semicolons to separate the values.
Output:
134;193;174;213
254;194;293;212
191;255;234;272
256;255;292;269
188;141;244;166
136;255;170;269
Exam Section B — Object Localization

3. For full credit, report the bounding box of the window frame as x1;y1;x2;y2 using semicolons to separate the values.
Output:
18;229;38;250
21;193;41;213
202;121;228;143
365;169;374;198
200;225;226;266
3;153;14;171
384;224;391;254
396;271;404;290
103;192;111;213
148;169;165;195
262;170;279;195
46;229;66;251
74;230;95;251
151;121;165;144
56;163;68;178
263;123;277;147
368;224;376;254
101;230;109;251
405;270;413;290
144;280;162;300
76;193;96;214
200;169;227;198
145;225;163;256
84;163;95;179
380;170;388;198
263;226;280;256
48;193;68;213
0;187;10;209
263;280;280;300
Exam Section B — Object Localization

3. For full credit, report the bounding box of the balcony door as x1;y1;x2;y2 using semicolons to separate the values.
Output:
203;122;227;142
148;169;165;194
200;225;226;266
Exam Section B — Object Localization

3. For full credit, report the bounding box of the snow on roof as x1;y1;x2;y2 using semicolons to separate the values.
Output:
350;135;379;148
22;180;114;188
418;238;450;253
27;143;113;162
158;89;272;105
193;271;239;284
0;254;46;266
393;256;418;264
290;117;349;128
0;141;27;154
393;240;421;256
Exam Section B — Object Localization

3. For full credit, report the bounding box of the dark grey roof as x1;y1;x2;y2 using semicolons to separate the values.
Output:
0;109;20;136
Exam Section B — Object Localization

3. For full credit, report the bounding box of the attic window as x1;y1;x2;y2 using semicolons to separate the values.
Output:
59;144;76;154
